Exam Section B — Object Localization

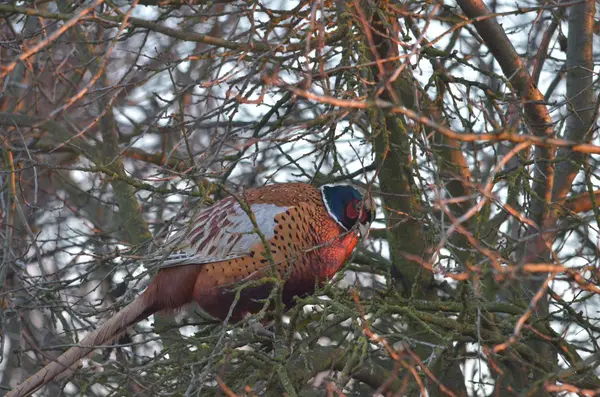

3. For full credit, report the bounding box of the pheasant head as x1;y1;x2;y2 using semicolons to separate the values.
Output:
320;184;376;238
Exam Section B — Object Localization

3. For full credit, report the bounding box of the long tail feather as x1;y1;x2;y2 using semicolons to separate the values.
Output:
7;293;155;397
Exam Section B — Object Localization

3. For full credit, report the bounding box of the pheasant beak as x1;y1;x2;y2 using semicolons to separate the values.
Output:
358;222;371;239
358;201;375;238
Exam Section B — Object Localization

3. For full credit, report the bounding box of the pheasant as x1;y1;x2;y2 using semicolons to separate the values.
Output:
8;182;375;397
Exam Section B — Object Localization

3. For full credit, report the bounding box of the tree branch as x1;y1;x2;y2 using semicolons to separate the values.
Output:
552;0;596;202
0;4;345;55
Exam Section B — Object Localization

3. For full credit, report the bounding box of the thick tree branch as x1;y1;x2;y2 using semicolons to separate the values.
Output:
360;2;467;396
454;0;555;233
552;0;596;202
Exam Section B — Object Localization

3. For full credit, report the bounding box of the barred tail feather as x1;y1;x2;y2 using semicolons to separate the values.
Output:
7;293;155;397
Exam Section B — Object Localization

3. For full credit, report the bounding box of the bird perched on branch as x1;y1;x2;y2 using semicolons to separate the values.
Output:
9;182;375;397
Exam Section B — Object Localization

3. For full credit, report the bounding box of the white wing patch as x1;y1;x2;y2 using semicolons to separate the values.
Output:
227;203;285;253
153;200;288;268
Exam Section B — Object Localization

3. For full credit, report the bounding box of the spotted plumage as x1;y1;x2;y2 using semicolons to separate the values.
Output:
8;182;375;397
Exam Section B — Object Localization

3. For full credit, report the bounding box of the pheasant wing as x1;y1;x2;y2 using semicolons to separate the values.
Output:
152;197;289;268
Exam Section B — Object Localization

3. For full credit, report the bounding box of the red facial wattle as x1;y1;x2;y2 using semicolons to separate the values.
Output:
346;199;373;225
345;199;361;224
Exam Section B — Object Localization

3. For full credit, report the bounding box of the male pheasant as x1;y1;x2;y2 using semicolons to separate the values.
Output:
8;182;374;397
